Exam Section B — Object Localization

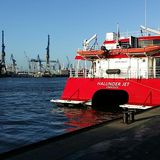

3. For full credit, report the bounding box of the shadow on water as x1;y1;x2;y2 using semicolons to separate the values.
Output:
53;105;122;132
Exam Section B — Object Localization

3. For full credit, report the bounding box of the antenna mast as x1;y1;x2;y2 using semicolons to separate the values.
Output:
145;0;147;28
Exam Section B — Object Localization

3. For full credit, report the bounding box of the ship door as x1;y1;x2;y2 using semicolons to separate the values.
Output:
90;61;96;77
155;58;160;78
93;62;96;73
148;57;154;78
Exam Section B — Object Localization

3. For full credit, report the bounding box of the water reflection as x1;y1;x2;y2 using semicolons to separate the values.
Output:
52;107;122;132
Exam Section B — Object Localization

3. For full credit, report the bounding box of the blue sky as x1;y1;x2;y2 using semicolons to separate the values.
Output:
0;0;160;70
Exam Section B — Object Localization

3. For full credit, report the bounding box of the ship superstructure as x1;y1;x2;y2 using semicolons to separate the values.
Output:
51;26;160;111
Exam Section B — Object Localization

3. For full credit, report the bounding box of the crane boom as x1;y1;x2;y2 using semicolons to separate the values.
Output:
140;25;160;35
83;34;97;51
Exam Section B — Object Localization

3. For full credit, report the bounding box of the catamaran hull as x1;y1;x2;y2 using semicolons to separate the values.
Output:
58;78;160;108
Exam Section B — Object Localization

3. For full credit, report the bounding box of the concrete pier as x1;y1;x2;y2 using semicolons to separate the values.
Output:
2;106;160;160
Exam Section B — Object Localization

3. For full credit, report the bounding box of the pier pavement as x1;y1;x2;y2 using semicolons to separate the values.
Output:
2;106;160;160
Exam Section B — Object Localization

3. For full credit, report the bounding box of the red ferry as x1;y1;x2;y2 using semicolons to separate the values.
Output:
51;26;160;111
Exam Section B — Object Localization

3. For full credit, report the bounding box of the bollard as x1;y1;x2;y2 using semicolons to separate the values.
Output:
123;111;129;124
129;111;135;122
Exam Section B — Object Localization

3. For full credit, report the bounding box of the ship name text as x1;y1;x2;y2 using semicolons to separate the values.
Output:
97;81;130;88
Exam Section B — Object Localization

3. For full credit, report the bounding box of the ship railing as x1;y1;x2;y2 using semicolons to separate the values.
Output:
70;68;160;79
120;31;142;38
120;30;158;38
70;69;89;78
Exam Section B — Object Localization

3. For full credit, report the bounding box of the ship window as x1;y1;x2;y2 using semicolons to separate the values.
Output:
153;40;160;46
139;40;153;47
139;39;160;48
156;58;160;78
106;69;121;74
120;42;130;49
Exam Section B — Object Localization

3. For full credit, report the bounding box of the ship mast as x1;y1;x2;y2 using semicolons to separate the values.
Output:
145;0;147;29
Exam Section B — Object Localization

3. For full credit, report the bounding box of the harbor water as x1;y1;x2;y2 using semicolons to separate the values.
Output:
0;77;120;153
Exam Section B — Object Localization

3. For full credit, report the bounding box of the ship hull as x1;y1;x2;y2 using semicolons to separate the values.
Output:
60;78;160;107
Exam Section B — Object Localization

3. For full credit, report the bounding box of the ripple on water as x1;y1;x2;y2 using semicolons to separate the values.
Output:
0;78;121;153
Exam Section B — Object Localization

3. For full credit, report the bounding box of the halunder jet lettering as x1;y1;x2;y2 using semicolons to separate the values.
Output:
97;82;129;88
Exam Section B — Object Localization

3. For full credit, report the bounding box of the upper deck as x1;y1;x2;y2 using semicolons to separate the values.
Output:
70;26;160;79
70;57;160;79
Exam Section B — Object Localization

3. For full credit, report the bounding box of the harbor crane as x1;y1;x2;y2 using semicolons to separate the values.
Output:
57;59;61;71
37;54;44;72
24;51;31;73
25;35;59;77
46;34;50;71
0;30;6;75
10;54;17;73
66;56;70;69
45;35;57;72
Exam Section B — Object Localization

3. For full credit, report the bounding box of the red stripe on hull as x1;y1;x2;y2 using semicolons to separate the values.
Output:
61;78;160;106
138;36;160;41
